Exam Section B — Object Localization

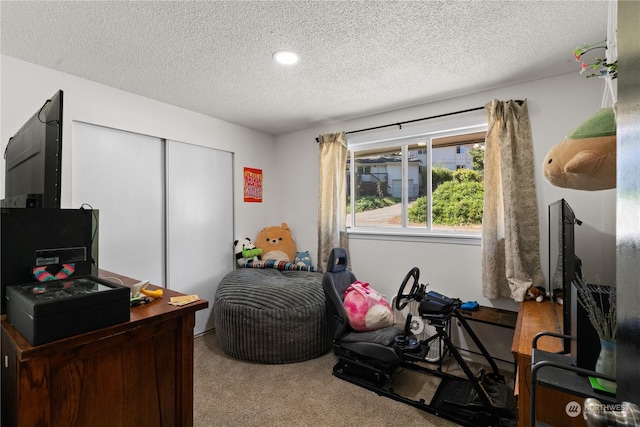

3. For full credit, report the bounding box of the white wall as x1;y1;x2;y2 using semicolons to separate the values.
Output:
274;72;616;312
1;55;277;245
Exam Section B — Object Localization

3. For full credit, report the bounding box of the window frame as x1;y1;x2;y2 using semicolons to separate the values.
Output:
346;119;487;244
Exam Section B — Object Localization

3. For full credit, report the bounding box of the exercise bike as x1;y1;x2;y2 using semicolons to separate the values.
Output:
323;254;517;427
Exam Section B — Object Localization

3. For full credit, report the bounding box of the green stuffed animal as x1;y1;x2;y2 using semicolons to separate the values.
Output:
543;107;616;191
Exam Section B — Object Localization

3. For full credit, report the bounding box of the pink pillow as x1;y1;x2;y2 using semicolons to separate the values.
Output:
343;281;394;331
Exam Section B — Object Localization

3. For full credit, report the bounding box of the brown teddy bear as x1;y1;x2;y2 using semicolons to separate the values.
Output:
255;222;297;263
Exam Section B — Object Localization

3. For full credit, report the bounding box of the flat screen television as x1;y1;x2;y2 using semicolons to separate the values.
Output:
2;90;63;208
548;199;582;354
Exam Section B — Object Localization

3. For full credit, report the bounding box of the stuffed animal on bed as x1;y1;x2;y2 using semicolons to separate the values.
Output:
255;223;297;263
542;107;616;191
294;251;312;268
234;238;262;267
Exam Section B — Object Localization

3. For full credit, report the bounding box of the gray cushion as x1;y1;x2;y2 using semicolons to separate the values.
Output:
214;268;331;364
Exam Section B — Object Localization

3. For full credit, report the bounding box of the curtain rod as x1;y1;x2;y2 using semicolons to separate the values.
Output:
315;100;524;142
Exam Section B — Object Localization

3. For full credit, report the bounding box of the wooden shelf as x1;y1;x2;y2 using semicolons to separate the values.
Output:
512;300;563;358
512;300;578;427
458;305;518;329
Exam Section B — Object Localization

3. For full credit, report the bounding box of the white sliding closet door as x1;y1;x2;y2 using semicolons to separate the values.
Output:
166;141;233;335
73;123;233;335
72;122;165;285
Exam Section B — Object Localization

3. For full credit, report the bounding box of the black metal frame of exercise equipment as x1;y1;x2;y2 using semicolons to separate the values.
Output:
331;267;517;427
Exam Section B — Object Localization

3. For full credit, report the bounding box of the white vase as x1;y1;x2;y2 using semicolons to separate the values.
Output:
595;339;617;392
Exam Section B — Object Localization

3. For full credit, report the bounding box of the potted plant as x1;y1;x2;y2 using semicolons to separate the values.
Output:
573;40;618;79
574;278;617;392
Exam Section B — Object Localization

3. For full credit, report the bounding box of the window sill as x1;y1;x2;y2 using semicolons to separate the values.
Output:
346;227;481;246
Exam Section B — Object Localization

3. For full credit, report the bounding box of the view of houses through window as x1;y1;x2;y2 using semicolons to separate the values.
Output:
347;130;486;234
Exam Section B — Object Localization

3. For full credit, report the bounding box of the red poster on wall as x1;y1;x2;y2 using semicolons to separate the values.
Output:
244;167;263;203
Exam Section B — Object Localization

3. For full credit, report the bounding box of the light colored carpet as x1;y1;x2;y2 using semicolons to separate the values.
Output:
194;332;466;427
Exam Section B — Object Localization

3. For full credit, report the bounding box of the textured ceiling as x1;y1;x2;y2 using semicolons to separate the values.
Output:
1;1;609;136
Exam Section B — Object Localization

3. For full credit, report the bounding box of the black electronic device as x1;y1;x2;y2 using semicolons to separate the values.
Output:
548;199;582;354
426;290;456;306
6;276;129;346
2;90;63;208
419;291;457;316
394;313;421;352
1;207;98;314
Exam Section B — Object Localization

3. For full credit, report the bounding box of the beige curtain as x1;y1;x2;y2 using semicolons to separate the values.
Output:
482;100;544;302
317;132;349;272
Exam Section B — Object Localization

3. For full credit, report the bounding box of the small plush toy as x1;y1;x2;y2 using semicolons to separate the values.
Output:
343;281;394;332
552;288;564;306
255;222;297;262
294;251;312;268
542;107;616;191
234;238;262;267
526;285;546;303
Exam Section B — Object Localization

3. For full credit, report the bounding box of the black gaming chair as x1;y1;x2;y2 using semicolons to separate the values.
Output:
322;248;406;374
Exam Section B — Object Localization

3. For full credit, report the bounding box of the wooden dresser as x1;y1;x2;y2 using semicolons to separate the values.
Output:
1;271;208;427
512;300;590;427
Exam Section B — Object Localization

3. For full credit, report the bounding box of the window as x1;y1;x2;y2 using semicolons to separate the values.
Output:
346;118;487;237
357;165;371;175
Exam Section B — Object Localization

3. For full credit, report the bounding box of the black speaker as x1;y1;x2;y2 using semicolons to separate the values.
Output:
1;208;99;314
570;282;612;371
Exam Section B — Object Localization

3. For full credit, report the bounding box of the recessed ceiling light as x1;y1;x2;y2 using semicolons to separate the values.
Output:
273;50;299;65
